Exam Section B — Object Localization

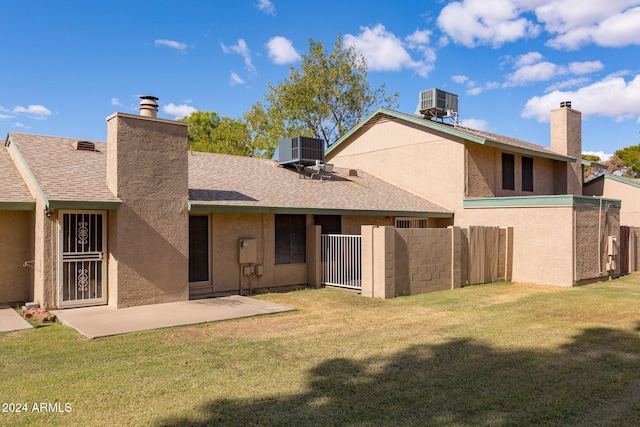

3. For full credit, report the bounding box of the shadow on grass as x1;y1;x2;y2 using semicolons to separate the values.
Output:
158;326;640;426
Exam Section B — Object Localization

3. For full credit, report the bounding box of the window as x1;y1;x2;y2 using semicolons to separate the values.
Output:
189;216;209;282
502;153;515;190
522;156;534;192
275;214;306;264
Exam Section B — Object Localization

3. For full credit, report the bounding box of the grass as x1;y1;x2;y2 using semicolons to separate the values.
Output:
2;276;640;426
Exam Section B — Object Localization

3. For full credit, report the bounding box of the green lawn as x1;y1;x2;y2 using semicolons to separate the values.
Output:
3;276;640;426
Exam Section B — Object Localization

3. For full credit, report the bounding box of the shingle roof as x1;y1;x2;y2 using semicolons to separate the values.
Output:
327;108;576;163
188;151;452;216
7;133;119;205
0;144;33;205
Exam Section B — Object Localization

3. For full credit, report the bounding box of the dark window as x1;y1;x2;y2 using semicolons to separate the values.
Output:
189;216;209;282
522;156;534;192
313;215;342;234
275;214;306;265
502;153;515;190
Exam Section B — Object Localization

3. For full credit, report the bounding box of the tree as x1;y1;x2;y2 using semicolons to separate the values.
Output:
180;111;262;157
258;35;398;148
581;153;604;180
613;144;640;177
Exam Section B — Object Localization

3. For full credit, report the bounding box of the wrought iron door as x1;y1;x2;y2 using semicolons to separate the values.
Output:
59;211;106;307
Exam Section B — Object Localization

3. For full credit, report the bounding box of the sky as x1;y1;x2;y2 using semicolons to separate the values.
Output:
2;1;640;159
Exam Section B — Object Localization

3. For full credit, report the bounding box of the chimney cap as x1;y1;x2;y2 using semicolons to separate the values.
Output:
560;101;572;109
139;95;159;118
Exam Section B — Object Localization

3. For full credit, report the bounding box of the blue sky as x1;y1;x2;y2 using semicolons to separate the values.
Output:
2;0;640;159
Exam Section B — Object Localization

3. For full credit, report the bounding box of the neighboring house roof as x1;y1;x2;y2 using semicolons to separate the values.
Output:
6;133;120;209
0;145;34;209
584;173;640;190
326;107;576;163
188;151;452;217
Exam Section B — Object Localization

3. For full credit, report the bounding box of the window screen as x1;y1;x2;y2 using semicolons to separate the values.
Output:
522;156;534;192
502;153;515;190
314;215;342;234
275;214;306;265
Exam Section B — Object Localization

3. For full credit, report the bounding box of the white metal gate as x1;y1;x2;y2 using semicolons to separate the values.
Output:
321;234;361;290
58;211;106;307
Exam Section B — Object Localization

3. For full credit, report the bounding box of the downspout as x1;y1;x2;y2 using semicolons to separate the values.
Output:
598;197;602;275
573;208;577;285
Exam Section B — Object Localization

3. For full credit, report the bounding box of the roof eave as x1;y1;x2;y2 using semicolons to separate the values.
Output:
188;202;452;218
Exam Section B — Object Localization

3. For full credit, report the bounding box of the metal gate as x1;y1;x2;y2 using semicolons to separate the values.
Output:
58;211;106;307
321;234;361;289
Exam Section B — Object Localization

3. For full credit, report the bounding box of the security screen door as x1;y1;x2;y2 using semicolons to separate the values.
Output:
59;211;106;307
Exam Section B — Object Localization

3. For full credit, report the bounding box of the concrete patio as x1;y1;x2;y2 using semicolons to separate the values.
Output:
0;304;33;333
52;296;295;339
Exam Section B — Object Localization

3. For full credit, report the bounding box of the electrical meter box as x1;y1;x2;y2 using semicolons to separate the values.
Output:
239;239;257;264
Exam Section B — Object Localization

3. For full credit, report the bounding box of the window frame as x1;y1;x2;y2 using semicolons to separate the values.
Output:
502;153;515;191
275;214;307;265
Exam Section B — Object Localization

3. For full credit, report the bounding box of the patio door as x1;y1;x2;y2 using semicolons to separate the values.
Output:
58;211;107;308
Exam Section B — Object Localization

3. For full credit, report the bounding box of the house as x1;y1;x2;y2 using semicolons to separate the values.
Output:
0;97;452;309
584;173;640;227
325;102;621;288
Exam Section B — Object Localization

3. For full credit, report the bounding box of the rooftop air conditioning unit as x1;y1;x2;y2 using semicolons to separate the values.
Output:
277;136;324;166
419;88;459;118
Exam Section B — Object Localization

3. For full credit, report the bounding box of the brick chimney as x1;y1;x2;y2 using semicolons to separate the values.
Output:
551;101;582;195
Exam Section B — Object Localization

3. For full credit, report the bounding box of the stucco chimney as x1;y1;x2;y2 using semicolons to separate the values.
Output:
139;96;159;118
551;101;582;195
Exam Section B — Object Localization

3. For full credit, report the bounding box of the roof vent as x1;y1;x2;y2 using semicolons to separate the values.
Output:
71;140;96;151
277;136;324;166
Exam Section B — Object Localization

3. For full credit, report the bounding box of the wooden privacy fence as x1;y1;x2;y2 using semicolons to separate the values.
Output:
467;226;501;285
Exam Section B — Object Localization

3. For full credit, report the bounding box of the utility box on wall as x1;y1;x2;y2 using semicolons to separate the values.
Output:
239;239;257;264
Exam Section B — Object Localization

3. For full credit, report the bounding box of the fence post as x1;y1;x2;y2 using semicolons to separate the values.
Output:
306;225;321;288
449;226;462;289
360;225;376;297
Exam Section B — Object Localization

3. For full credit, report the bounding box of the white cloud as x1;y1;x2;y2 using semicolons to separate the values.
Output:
111;98;122;106
544;77;590;92
460;118;489;130
155;39;188;52
436;0;640;50
343;24;435;78
466;81;500;96
221;39;256;74
230;72;246;86
452;75;469;84
12;104;52;119
522;73;640;122
568;60;604;75
256;0;275;15
437;0;541;48
163;103;197;119
514;51;543;67
266;36;300;64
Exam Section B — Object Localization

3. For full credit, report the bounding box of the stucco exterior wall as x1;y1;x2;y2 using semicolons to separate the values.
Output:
33;202;58;308
107;114;189;308
326;118;466;211
458;206;575;286
0;210;34;303
342;215;393;235
584;178;640;227
465;142;560;198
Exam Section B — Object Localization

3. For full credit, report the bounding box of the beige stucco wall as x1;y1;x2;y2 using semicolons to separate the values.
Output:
466;142;560;198
207;212;308;294
584;178;640;227
33;202;58;308
107;114;189;308
550;106;582;195
458;206;576;286
342;215;393;234
0;210;34;303
326;118;466;211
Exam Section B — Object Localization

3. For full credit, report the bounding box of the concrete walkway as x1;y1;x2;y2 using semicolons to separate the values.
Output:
52;296;295;339
0;304;33;333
